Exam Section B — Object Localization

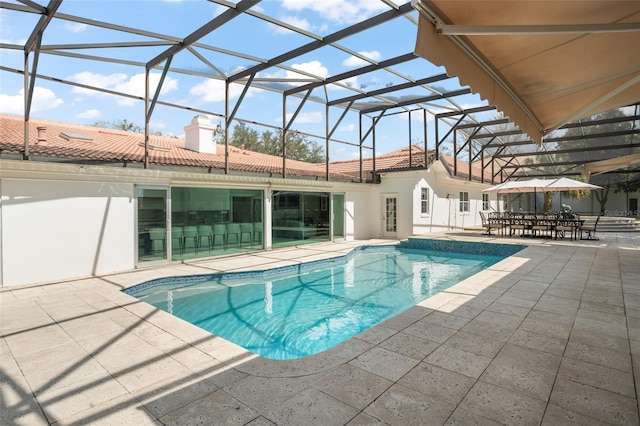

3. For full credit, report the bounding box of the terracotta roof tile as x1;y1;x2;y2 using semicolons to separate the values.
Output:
329;144;501;182
0;114;353;181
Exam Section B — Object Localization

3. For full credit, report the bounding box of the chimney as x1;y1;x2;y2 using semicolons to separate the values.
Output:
36;126;47;144
184;115;217;154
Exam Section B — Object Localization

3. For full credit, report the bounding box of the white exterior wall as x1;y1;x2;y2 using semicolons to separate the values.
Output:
0;160;366;287
552;190;640;216
376;173;415;238
374;163;499;239
1;178;135;287
344;189;374;240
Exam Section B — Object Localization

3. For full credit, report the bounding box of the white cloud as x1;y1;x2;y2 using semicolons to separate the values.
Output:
68;71;178;106
284;111;322;124
260;60;329;86
287;60;329;80
189;79;249;103
64;22;88;33
280;0;386;25
0;87;63;114
343;50;381;68
76;109;101;120
339;123;356;132
271;15;313;34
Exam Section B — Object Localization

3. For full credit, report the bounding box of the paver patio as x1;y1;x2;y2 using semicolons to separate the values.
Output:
1;232;639;425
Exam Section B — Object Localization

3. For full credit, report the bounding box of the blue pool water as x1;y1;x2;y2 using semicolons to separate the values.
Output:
127;242;523;360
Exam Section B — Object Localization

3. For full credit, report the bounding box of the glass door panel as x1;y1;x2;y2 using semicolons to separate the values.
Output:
332;194;345;240
137;187;168;264
382;195;397;237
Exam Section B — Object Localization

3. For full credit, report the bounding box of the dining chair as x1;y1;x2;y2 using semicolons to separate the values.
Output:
580;215;601;240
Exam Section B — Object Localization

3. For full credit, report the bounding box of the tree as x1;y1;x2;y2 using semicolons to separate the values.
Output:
230;122;259;150
552;108;637;212
614;175;640;194
594;186;611;214
229;123;325;163
543;192;553;213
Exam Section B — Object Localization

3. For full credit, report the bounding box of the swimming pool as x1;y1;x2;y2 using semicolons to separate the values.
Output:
126;241;524;359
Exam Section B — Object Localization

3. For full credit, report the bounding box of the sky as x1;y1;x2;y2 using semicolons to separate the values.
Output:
0;0;489;161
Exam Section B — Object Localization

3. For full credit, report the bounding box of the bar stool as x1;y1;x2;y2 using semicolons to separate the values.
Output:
171;226;183;256
212;224;227;250
182;226;198;254
253;222;263;245
197;225;213;253
148;227;166;255
240;223;253;247
226;223;241;248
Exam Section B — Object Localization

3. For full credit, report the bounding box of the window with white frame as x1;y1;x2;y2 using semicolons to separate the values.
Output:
421;188;429;214
459;191;469;213
482;193;489;210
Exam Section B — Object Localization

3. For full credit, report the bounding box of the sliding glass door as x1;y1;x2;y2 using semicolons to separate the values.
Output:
136;187;169;264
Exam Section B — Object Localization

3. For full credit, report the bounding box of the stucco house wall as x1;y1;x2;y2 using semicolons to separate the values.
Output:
0;160;370;288
1;170;136;287
373;161;501;239
551;189;639;216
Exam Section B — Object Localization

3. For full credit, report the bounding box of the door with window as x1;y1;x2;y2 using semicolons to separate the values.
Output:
136;187;169;264
382;194;397;237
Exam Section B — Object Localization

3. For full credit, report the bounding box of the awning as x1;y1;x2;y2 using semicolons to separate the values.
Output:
582;152;640;178
413;0;640;144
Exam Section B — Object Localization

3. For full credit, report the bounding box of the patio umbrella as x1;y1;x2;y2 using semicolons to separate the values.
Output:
483;178;549;194
541;177;603;192
483;177;603;212
483;179;550;212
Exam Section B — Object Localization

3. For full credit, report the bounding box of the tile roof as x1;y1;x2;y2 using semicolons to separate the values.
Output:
1;114;503;183
330;144;498;182
439;154;499;183
330;145;435;175
0;114;353;181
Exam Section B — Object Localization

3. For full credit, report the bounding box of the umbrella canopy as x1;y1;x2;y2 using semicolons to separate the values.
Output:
483;177;602;193
483;179;550;212
482;178;549;193
542;177;603;192
483;177;602;212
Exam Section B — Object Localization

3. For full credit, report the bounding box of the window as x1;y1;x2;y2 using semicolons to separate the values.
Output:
502;194;509;211
482;193;489;211
421;188;429;214
459;191;469;213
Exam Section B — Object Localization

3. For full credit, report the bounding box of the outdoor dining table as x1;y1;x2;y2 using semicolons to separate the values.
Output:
487;213;584;240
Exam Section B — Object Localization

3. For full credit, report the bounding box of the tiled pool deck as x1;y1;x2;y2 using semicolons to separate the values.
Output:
1;232;639;425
